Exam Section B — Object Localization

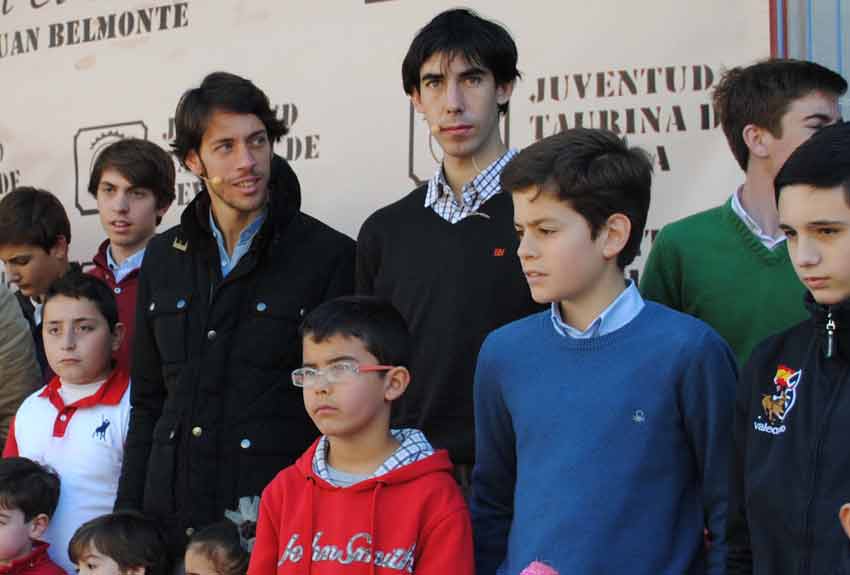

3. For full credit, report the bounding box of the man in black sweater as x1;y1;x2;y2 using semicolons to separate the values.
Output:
356;9;540;489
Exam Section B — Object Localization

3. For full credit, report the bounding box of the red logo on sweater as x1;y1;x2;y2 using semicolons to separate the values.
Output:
493;248;505;257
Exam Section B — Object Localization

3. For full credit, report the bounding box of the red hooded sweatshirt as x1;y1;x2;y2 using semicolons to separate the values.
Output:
248;437;473;575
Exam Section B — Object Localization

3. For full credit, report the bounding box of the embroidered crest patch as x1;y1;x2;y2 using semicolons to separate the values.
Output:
754;364;802;436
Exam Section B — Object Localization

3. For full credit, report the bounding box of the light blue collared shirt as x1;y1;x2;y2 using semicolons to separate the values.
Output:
551;280;645;339
209;207;267;278
106;246;146;284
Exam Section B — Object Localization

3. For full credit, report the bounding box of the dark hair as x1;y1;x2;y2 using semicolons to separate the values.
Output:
713;58;847;171
0;457;60;521
0;187;71;251
171;72;288;167
187;522;249;575
68;511;169;575
88;138;176;224
501;128;653;269
775;121;850;205
44;269;119;331
300;296;410;366
402;8;519;115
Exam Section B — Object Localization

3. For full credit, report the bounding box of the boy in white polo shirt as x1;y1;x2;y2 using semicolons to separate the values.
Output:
2;270;129;574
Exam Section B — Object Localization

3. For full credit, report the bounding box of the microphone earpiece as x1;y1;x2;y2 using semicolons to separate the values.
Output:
430;124;440;136
200;175;223;190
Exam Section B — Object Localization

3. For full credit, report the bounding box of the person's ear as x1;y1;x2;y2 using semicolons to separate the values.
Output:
495;79;515;108
49;235;69;262
185;149;203;178
411;89;424;114
742;124;770;161
27;513;50;539
839;503;850;540
383;366;411;402
599;213;631;261
111;322;126;352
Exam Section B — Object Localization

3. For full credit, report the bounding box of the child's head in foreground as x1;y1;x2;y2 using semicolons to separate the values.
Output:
775;121;850;306
0;457;60;563
68;511;169;575
0;187;71;299
500;128;652;306
185;522;249;575
42;270;124;384
295;296;412;440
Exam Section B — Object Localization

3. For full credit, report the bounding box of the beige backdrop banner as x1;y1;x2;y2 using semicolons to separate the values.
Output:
0;0;770;280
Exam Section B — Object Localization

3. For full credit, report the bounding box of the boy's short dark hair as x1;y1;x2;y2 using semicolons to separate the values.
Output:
68;511;169;575
187;522;249;575
713;58;847;171
0;187;71;251
45;269;119;331
501;128;653;269
171;72;288;168
402;8;520;115
775;121;850;205
300;296;411;367
0;457;60;521
88;138;176;223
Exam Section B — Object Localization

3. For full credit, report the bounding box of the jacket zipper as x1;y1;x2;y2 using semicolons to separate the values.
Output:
825;310;836;358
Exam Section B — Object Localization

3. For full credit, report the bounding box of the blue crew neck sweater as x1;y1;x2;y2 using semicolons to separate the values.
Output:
471;302;737;575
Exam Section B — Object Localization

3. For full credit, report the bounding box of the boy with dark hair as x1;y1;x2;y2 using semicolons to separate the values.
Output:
249;296;473;575
0;188;74;380
87;138;175;372
69;511;170;575
357;8;540;487
4;270;128;573
117;71;355;554
0;457;62;575
471;129;737;574
727;121;850;575
641;59;847;365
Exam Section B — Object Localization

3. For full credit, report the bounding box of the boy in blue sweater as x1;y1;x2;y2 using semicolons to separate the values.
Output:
471;128;738;574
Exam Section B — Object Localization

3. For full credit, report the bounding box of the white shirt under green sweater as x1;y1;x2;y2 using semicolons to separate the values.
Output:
640;197;807;366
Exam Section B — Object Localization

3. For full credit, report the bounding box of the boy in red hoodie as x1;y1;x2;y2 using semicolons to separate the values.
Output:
249;296;473;575
0;457;63;575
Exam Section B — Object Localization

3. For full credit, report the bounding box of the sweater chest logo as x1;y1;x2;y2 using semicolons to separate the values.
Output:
754;364;802;436
278;531;415;573
93;417;111;441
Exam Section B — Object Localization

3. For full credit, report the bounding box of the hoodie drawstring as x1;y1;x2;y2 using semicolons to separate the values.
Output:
304;477;316;575
369;482;384;575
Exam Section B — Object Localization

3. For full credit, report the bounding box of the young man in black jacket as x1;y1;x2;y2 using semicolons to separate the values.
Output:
728;120;850;575
356;9;540;488
115;72;355;552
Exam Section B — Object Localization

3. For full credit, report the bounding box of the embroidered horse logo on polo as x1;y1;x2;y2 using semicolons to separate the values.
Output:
93;417;110;440
754;364;802;436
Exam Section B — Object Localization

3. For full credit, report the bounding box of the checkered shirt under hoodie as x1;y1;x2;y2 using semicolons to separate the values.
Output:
425;149;518;223
313;428;435;485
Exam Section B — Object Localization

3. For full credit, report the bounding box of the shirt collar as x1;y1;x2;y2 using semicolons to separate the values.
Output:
106;245;146;281
208;206;268;276
39;369;129;410
424;148;518;208
730;187;785;250
551;280;645;339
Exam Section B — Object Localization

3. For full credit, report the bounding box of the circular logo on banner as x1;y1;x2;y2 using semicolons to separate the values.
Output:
73;122;148;216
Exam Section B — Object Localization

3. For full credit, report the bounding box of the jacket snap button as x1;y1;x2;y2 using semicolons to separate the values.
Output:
207;330;217;341
240;439;251;449
177;299;186;309
169;430;176;440
113;287;122;295
149;302;156;311
256;302;267;312
191;426;202;437
185;527;194;536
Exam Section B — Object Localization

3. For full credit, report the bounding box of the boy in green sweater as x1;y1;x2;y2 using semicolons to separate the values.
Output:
640;59;846;365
